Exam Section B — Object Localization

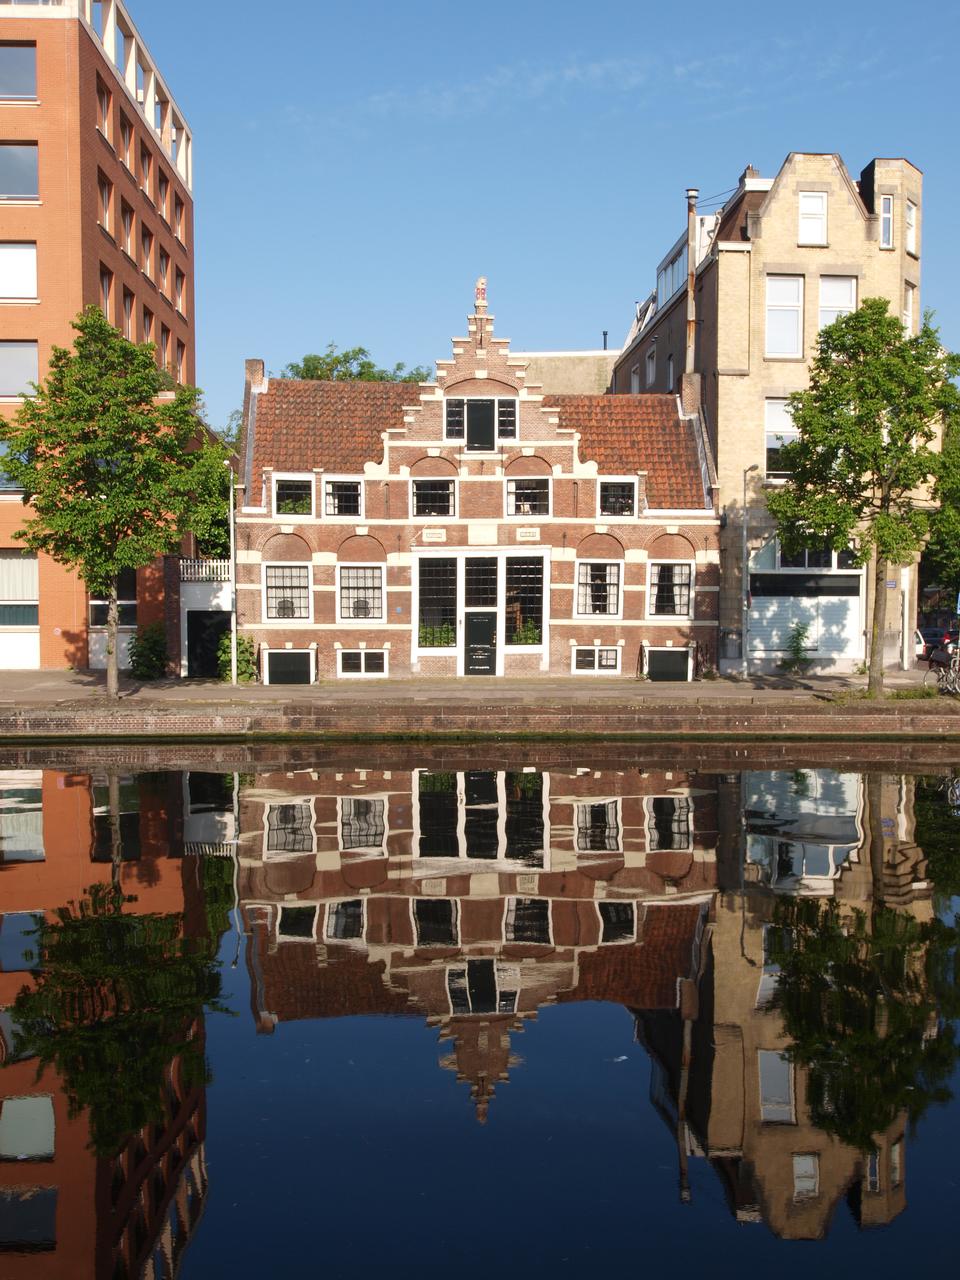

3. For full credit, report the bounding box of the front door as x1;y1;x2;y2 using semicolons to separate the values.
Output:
465;611;497;674
187;611;230;679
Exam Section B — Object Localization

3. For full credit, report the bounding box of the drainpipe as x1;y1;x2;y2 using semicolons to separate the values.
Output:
685;188;699;375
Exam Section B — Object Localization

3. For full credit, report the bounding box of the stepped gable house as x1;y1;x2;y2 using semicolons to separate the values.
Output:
236;284;720;683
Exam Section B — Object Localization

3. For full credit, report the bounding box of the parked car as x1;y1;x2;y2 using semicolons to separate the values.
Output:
917;624;959;662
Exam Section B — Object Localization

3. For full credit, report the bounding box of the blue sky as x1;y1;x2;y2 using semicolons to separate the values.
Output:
133;0;960;429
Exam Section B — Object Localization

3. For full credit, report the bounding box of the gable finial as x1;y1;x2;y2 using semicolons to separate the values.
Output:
474;276;488;316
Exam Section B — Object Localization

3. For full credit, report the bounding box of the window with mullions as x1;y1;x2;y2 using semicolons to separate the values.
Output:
505;557;543;645
506;477;549;517
324;479;361;517
91;776;141;862
275;478;312;516
576;562;620;616
504;771;544;863
414;898;458;947
445;398;517;450
340;797;385;853
574;647;619;673
576;800;620;852
412;478;455;517
339;650;386;676
266;803;313;854
647;796;692;851
326;899;363;941
465;557;497;607
418;558;456;647
0;549;38;624
649;563;692;616
599;900;635;943
447;958;518;1015
778;543;856;570
417;772;458;857
599;481;636;517
89;566;137;627
338;566;382;621
505;897;550;944
265;564;310;620
765;399;799;478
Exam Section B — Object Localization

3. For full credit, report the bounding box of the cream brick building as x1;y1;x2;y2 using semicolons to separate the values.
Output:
613;154;923;673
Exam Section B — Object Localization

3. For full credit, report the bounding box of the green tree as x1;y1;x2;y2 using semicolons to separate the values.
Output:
766;298;960;695
281;342;431;383
0;308;229;698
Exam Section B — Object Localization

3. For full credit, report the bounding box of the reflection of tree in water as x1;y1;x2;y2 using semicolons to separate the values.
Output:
10;881;223;1156
770;896;960;1151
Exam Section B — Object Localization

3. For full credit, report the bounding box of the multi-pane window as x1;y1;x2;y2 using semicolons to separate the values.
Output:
505;557;543;645
880;194;894;249
649;563;692;616
504;897;551;945
418;558;456;646
414;899;457;947
867;1151;881;1193
97;171;111;231
0;143;38;199
464;557;497;607
0;341;38;397
576;800;620;852
98;264;112;320
765;399;799;478
324;479;361;516
576;561;621;616
0;550;38;624
278;906;316;938
819;276;856;328
766;276;803;357
326;899;363;941
266;803;312;854
0;44;37;101
275;478;312;516
758;1050;795;1122
448;959;518;1015
504;770;545;864
340;797;385;852
905;199;917;254
574;646;619;673
339;650;386;676
647;796;692;851
599;901;635;943
599;480;636;517
798;191;827;244
778;542;847;569
88;566;137;627
338;566;383;621
506;477;549;516
265;564;310;620
902;282;916;334
793;1155;819;1201
444;398;517;449
412;478;455;517
0;243;36;299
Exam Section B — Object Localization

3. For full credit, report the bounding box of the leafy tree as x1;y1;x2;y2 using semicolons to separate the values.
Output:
0;308;229;697
913;774;960;903
766;299;960;695
281;342;431;383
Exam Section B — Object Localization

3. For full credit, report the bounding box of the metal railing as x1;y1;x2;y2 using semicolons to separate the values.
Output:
179;558;230;582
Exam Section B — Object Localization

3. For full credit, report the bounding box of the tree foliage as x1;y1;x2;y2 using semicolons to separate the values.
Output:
281;343;431;384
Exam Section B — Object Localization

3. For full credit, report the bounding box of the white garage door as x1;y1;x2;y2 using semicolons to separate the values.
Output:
749;594;861;659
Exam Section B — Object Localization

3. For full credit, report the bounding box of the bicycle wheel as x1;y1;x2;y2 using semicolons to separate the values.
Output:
924;663;940;689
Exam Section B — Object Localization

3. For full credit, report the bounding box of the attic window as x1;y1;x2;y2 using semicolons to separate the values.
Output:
599;480;637;517
274;478;312;516
445;398;517;450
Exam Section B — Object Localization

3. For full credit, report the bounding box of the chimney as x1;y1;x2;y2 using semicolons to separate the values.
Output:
685;188;698;375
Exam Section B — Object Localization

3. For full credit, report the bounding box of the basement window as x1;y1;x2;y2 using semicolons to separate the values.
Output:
338;649;387;677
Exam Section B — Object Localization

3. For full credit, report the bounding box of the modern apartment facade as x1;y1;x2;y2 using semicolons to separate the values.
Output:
0;0;195;671
614;154;923;673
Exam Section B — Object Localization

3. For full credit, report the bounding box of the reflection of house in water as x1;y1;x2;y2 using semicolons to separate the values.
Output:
0;769;220;1278
238;766;719;1120
744;770;864;895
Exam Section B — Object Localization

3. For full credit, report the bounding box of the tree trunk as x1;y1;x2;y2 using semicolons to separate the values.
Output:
866;771;886;913
108;771;122;887
868;551;888;697
106;582;119;700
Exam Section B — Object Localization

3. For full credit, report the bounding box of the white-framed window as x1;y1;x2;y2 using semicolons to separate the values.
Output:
905;199;918;255
277;904;318;940
645;346;656;387
880;194;894;249
444;397;517;450
338;795;386;854
0;242;37;299
414;769;548;867
264;802;314;856
325;898;365;942
98;264;112;321
323;476;363;518
598;478;638;518
890;1139;903;1188
575;798;622;853
598;900;636;944
0;42;37;102
867;1150;881;1193
645;795;693;851
758;1049;795;1123
574;560;621;617
411;477;455;518
504;896;552;945
572;645;621;674
0;550;38;623
264;649;313;685
798;191;827;245
766;276;804;358
263;562;311;621
657;242;687;307
337;564;383;623
0;340;38;398
630;364;640;394
765;399;800;479
0;142;38;200
818;276;856;329
413;898;459;947
667;353;675;392
0;1094;54;1161
447;959;518;1015
902;282;916;334
793;1154;819;1201
506;476;550;517
338;648;387;677
89;566;137;627
272;473;314;518
648;561;693;618
121;287;134;340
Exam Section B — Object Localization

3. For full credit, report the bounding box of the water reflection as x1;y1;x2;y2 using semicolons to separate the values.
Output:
1;757;959;1272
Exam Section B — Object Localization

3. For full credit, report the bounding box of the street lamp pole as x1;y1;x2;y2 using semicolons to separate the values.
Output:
741;464;759;677
225;463;239;686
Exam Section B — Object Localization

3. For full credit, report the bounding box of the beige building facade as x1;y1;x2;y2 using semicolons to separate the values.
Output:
614;154;923;673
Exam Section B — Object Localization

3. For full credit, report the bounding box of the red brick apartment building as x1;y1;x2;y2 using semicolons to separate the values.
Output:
237;285;720;682
0;1;196;672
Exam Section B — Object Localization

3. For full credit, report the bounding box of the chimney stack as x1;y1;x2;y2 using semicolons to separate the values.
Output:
685;188;698;375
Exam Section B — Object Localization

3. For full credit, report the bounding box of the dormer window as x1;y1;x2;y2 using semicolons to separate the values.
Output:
445;398;518;450
274;477;313;517
324;478;362;517
599;480;637;517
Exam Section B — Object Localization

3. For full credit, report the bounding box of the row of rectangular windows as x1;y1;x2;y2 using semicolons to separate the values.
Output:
95;173;187;308
796;189;918;254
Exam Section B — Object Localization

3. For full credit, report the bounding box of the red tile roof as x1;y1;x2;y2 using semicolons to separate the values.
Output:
543;394;707;509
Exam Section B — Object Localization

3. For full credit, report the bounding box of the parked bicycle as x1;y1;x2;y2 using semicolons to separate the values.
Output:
923;645;960;694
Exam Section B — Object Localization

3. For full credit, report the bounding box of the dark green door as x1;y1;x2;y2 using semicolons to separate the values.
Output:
465;612;497;674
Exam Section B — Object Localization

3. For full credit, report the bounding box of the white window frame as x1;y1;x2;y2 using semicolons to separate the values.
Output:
647;558;695;620
410;897;460;948
643;793;694;853
597;476;639;520
324;897;366;943
574;797;623;854
765;399;800;482
505;475;551;519
630;364;640;393
412;768;551;869
905;199;917;255
446;960;519;1015
261;797;316;859
272;472;315;521
261;561;313;625
902;282;916;334
336;793;388;856
335;562;384;626
0;242;37;300
765;275;804;358
667;353;675;392
758;1049;796;1123
0;340;39;400
443;396;518;449
322;474;364;521
503;896;553;946
818;275;856;329
879;194;894;249
275;903;318;941
337;647;388;678
596;898;638;945
798;191;827;245
573;558;623;620
409;475;457;520
645;346;656;387
571;644;622;674
643;644;694;682
793;1154;820;1202
262;647;315;685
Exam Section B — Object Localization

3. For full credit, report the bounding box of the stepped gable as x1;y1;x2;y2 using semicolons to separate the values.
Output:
251;379;416;478
543;394;707;510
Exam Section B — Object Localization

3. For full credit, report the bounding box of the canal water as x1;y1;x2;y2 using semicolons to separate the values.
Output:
1;747;958;1277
